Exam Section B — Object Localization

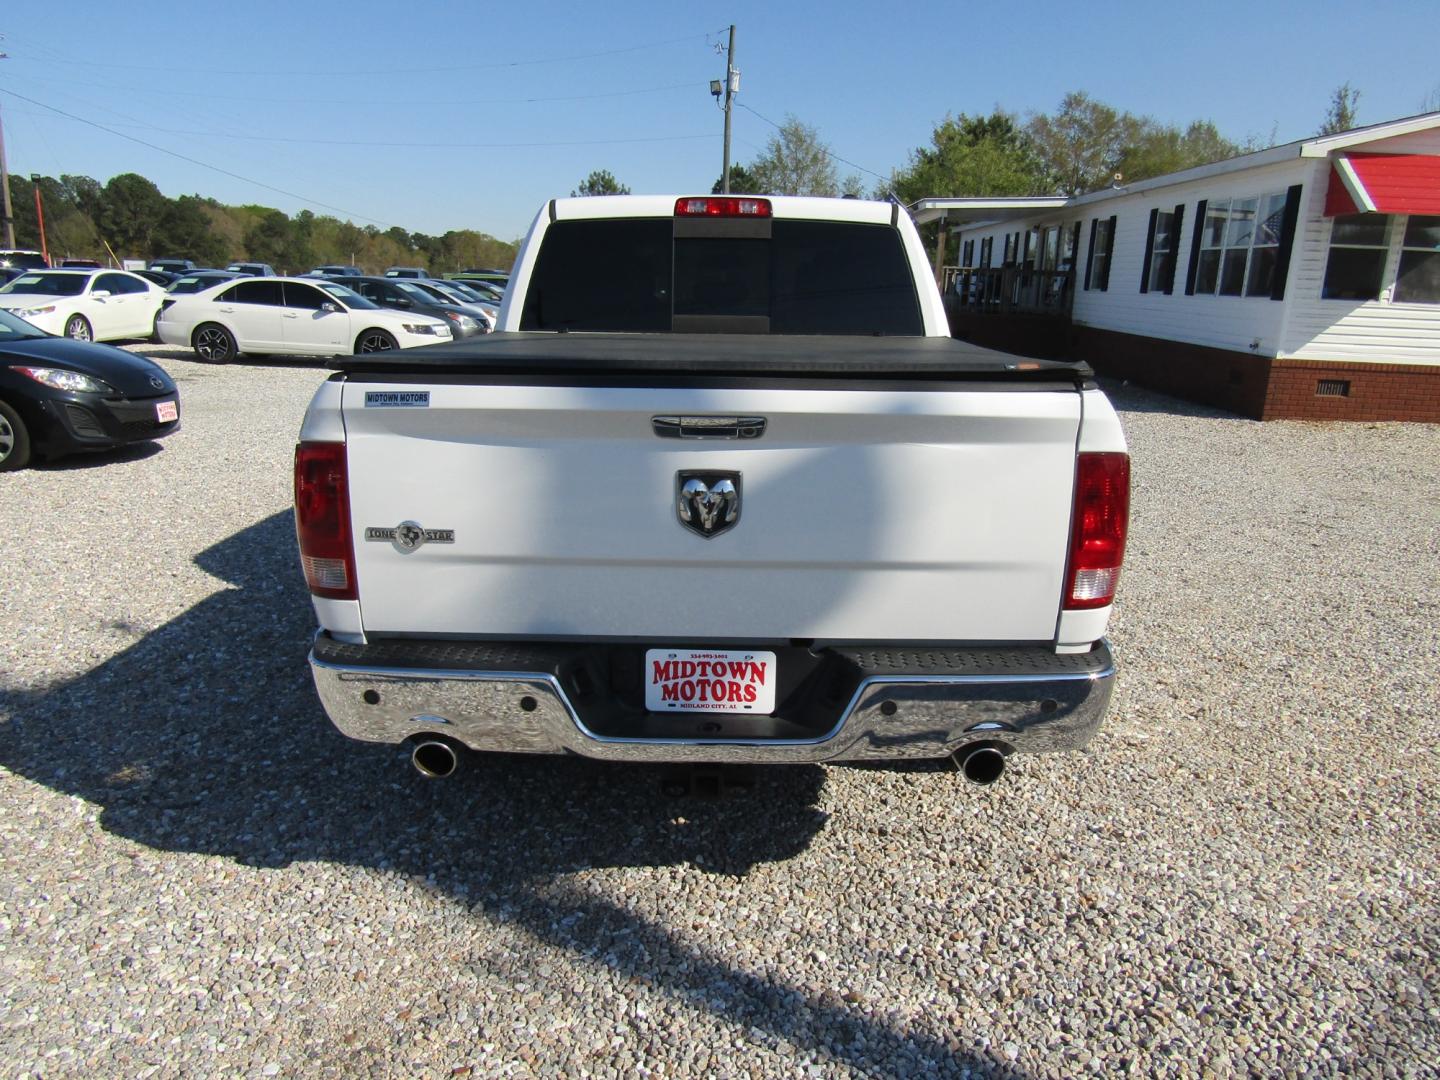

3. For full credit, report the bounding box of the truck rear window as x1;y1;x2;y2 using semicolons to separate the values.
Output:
519;218;923;335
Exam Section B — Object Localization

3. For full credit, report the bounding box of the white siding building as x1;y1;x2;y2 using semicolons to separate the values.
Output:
914;113;1440;421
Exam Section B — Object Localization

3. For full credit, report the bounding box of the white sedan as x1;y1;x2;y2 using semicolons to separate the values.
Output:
156;277;453;361
0;269;167;343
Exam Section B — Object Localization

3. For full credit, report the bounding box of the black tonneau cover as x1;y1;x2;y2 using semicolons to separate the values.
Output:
333;332;1092;381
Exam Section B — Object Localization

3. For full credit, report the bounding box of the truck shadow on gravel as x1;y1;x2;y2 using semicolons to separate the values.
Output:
0;510;1015;1078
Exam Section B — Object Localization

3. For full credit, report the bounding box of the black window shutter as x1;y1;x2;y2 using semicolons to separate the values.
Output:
1140;208;1159;293
1164;204;1185;294
1185;199;1207;295
1098;215;1117;291
1084;219;1098;290
1271;184;1304;301
1022;229;1032;266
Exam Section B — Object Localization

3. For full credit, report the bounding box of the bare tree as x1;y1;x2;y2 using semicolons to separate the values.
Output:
1319;83;1361;136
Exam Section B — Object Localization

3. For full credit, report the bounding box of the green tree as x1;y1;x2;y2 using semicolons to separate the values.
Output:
243;210;293;266
711;163;763;194
96;173;169;257
748;116;839;196
572;170;630;196
1114;119;1240;183
1025;92;1242;194
884;111;1051;204
156;195;227;267
1319;82;1361;135
1025;92;1130;196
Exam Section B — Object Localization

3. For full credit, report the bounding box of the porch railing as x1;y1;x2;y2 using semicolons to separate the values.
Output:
941;267;1075;316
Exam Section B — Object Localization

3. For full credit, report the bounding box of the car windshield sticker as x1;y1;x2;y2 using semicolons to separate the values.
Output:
364;391;430;408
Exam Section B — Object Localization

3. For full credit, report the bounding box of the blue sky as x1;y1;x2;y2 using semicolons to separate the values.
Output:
1;1;1436;241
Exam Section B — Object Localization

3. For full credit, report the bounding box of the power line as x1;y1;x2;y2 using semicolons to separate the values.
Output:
7;96;717;149
0;86;722;222
0;85;397;228
738;103;889;184
78;121;720;151
12;72;710;110
2;31;712;78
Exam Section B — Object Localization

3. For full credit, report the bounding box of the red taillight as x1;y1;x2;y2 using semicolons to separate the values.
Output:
674;196;772;218
1064;452;1130;610
294;441;356;601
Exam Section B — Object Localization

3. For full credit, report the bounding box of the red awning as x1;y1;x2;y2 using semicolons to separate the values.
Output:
1325;153;1440;216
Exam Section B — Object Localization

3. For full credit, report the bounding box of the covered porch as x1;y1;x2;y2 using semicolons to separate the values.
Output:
911;197;1078;357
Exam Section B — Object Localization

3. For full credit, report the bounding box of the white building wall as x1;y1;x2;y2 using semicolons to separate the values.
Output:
1281;148;1440;366
1069;160;1307;355
953;140;1440;368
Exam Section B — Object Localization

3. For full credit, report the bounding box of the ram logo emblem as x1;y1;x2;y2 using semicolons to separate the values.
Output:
676;471;741;539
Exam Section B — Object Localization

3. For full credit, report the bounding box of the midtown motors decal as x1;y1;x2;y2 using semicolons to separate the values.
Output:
644;649;778;713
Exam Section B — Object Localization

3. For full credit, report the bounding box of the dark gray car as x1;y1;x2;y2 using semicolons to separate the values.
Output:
344;277;488;338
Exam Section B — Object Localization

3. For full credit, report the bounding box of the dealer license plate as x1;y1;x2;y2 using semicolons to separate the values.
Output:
155;400;178;422
644;649;778;713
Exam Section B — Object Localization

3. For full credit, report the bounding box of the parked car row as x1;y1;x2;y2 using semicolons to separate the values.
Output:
0;256;505;471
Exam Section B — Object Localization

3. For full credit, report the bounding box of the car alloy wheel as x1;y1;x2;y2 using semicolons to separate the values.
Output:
357;330;397;353
194;324;236;363
65;315;93;341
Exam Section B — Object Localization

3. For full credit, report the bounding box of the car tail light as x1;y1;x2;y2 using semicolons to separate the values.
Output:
1064;452;1130;610
674;196;772;218
294;441;356;600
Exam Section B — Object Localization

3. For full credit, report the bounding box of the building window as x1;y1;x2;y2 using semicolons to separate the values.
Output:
1146;210;1175;292
980;237;993;268
1194;193;1287;297
961;239;975;267
1086;217;1113;291
1002;233;1015;266
1245;193;1290;297
1394;215;1440;304
1322;214;1391;300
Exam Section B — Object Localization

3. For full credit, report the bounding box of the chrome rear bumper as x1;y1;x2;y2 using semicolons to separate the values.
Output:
308;634;1114;764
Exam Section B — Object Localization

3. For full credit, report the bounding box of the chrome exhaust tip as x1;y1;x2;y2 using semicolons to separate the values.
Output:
411;739;460;779
955;744;1007;786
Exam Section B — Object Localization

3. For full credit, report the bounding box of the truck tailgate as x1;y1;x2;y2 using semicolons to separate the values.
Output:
341;381;1081;643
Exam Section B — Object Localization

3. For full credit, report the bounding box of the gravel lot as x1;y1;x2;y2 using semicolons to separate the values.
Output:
2;347;1437;1078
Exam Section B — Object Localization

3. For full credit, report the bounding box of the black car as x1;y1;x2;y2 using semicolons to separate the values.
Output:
450;269;509;288
134;269;180;289
164;271;243;305
308;265;363;277
0;308;179;470
344;276;489;338
149;258;197;274
0;250;49;271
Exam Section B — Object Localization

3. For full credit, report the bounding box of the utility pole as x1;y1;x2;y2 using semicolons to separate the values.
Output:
0;100;15;249
721;25;736;194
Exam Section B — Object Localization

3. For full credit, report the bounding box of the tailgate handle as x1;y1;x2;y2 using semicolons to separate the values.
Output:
652;415;766;440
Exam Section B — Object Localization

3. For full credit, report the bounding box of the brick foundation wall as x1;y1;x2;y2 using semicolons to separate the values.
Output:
1259;359;1440;422
1066;325;1440;422
1067;326;1272;418
944;312;1440;422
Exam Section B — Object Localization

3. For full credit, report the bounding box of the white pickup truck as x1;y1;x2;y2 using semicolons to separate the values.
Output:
294;195;1129;785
